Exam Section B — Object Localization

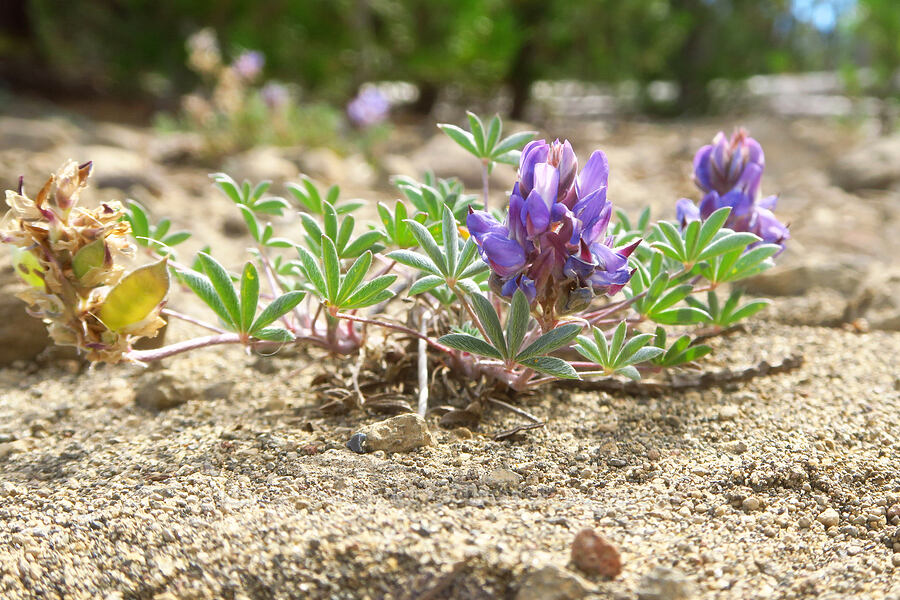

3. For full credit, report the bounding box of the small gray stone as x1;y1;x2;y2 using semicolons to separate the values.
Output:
637;566;695;600
742;497;762;512
517;565;592;600
346;433;367;454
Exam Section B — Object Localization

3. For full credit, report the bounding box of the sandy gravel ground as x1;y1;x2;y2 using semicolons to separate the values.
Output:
1;102;899;599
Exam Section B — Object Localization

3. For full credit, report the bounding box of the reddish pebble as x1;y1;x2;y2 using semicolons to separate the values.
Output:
570;528;622;577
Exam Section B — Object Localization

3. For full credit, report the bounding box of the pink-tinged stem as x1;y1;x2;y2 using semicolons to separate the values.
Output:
126;333;244;362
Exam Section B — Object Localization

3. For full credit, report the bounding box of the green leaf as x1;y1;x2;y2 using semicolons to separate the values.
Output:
251;291;305;333
441;205;459;276
469;293;506;358
98;260;169;331
616;333;656;365
696;207;731;252
609;321;627;358
211;173;243;206
342;275;397;309
574;335;602;365
466;112;486;154
438;124;479;156
592;327;610;365
516;323;582;362
337;251;373;305
296;246;327;298
198;253;240;327
726;299;771;324
518;356;579;379
386;249;441;276
492;131;536;156
180;270;233;327
336;214;354;253
72;239;107;280
126;200;150;239
615;365;641;381
651;307;711;325
237;204;259;241
252;327;295;342
656;221;685;260
239;262;260;333
504;289;531;357
405;219;447;274
438;333;503;359
485;115;501;153
683;220;701;259
161;232;191;247
455;237;479;277
342;230;383;259
323;201;338;241
320;236;340;303
620;345;664;366
697;232;760;261
408;275;445;295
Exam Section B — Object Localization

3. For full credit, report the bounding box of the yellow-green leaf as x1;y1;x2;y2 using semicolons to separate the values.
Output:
11;247;45;289
99;259;169;331
73;239;106;280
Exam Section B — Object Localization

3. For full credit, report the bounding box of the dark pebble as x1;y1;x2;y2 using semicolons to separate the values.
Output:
608;458;627;468
347;433;367;454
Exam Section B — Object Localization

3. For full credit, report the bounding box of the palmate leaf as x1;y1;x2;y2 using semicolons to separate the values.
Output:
574;323;663;380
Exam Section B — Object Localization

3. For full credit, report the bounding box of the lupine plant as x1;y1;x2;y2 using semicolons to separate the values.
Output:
2;115;788;414
157;29;342;155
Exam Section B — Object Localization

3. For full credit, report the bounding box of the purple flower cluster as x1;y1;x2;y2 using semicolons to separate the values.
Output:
467;140;639;316
676;129;788;249
347;88;390;128
260;82;290;111
232;50;265;81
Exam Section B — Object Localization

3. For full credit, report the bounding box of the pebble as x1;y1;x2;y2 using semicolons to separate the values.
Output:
570;528;622;578
818;508;840;528
485;468;523;487
637;566;695;600
346;433;367;454
742;497;762;512
607;458;627;468
798;516;812;529
517;564;591;600
352;414;434;453
264;396;287;411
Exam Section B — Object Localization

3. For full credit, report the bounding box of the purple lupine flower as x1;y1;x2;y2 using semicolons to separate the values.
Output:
693;128;764;197
233;50;265;80
679;129;789;251
347;88;390;128
260;82;290;111
467;139;639;318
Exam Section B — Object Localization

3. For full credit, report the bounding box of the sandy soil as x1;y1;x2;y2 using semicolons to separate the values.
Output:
1;99;899;599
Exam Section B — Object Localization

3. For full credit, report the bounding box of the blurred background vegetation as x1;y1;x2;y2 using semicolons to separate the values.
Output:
0;0;896;119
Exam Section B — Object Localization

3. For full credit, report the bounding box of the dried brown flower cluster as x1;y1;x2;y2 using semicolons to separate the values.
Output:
1;160;169;362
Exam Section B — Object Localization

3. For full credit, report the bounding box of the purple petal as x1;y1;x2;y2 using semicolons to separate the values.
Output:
676;198;700;229
576;150;609;198
692;145;714;192
466;210;506;243
533;162;559;210
518;140;548;197
524;189;551;236
482;234;526;277
698;191;722;219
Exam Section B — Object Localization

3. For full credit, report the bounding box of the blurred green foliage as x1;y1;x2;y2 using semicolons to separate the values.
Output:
0;0;876;116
